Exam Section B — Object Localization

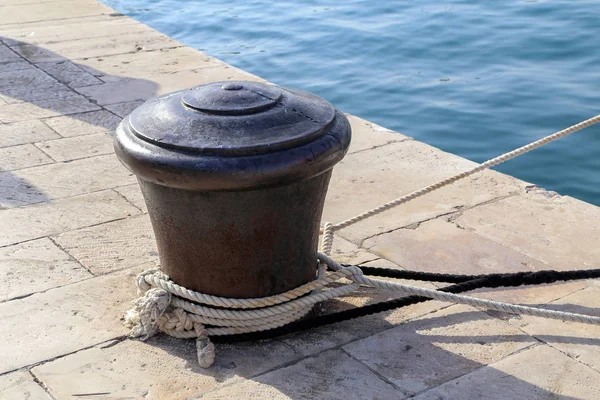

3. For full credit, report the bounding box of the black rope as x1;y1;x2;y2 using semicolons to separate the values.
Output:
211;265;600;343
347;264;600;284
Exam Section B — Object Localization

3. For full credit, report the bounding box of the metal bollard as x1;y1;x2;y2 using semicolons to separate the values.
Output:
114;81;351;298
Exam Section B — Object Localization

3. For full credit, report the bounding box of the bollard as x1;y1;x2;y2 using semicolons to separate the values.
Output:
114;81;351;298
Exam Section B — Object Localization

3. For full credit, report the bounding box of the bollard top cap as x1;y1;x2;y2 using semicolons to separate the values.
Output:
128;81;336;156
114;80;351;191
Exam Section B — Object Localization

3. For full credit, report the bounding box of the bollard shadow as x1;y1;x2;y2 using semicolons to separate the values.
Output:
0;37;157;127
139;285;600;399
0;38;157;208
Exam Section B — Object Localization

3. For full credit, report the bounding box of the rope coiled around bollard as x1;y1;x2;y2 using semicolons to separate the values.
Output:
125;254;600;368
124;115;600;368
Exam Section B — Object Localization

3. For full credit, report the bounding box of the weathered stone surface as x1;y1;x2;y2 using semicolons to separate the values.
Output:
76;63;264;105
13;31;180;63
346;114;410;154
33;336;301;400
0;15;142;46
0;143;53;171
0;190;139;247
0;266;142;373
53;214;157;275
0;154;135;207
0;1;598;398
327;234;379;265
363;218;551;275
75;76;161;105
0;371;51;400
0;237;90;302
343;304;536;396
0;95;100;122
0;83;79;105
455;190;600;269
36;60;103;87
0;43;21;63
199;350;399;400
509;287;600;373
0;120;60;148
413;345;600;400
0;60;31;74
76;46;223;79
104;100;145;118
0;1;113;25
35;132;114;161
0;68;57;90
282;259;444;357
0;68;69;105
324;140;527;244
43;109;121;136
361;218;588;304
113;183;146;212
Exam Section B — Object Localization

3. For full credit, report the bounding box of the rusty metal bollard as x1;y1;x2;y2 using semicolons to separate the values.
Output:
114;81;351;298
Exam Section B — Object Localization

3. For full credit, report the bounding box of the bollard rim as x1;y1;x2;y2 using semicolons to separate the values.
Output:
114;110;351;191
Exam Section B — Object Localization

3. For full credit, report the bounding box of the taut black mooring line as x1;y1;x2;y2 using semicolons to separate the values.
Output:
212;265;600;343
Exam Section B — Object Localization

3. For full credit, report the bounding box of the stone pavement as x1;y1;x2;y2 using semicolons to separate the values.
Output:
1;1;600;399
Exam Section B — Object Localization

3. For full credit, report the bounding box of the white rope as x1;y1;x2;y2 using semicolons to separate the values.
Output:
124;115;600;368
126;252;600;368
332;114;600;231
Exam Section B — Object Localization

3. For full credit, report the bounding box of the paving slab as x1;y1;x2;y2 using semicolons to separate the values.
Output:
0;95;100;122
0;237;90;302
323;140;527;244
282;259;445;357
360;218;588;304
104;100;145;118
0;15;142;46
508;286;600;374
0;120;60;147
0;371;51;400
327;234;380;265
363;218;551;275
76;62;264;105
0;143;53;171
32;335;302;400
0;67;58;90
76;46;225;79
113;183;146;212
0;266;143;374
455;189;600;269
42;109;121;136
345;114;411;155
198;349;400;400
53;214;158;275
0;82;80;105
13;30;181;63
0;42;21;62
35;60;103;87
0;154;135;208
35;131;114;161
0;60;31;74
0;189;139;247
0;1;113;25
343;304;537;397
413;344;600;400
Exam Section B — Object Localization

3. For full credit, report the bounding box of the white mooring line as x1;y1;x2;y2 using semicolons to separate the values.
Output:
125;114;600;368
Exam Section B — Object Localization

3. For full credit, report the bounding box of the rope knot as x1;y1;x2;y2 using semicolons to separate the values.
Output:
124;287;172;340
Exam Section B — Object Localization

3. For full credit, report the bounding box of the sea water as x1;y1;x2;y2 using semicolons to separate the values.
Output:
103;0;600;205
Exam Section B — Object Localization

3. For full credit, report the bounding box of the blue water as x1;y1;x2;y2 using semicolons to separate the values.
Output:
104;0;600;205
